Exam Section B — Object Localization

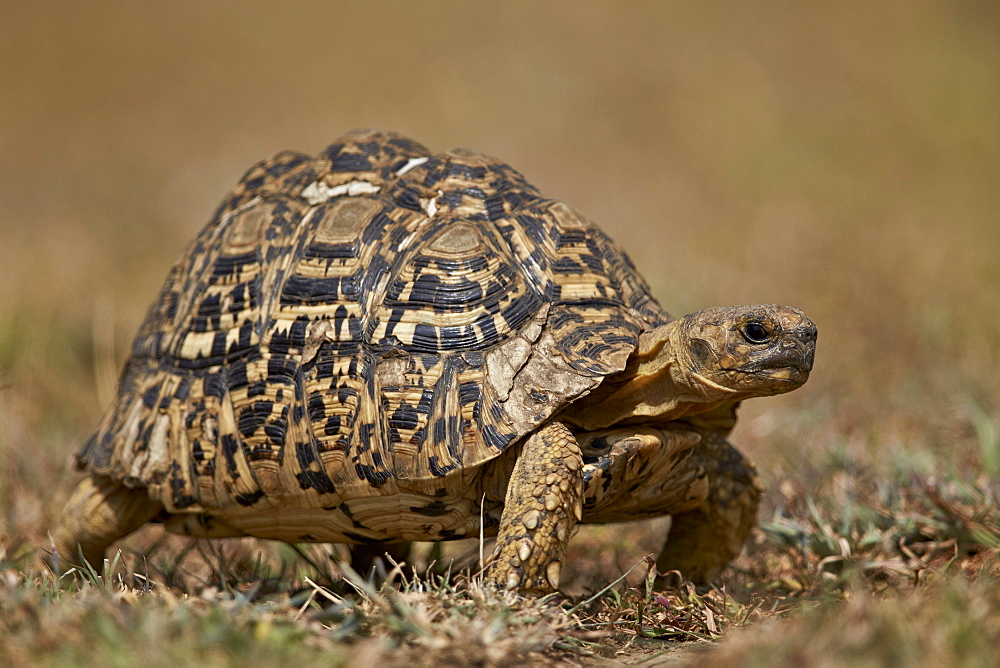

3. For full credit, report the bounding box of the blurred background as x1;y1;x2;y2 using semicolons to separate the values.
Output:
1;0;997;566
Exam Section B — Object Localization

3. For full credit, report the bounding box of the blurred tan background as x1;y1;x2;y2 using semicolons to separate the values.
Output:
1;1;998;538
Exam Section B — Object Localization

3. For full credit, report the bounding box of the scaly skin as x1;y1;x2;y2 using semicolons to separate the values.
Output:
485;421;584;593
573;424;760;586
50;475;162;569
656;427;762;584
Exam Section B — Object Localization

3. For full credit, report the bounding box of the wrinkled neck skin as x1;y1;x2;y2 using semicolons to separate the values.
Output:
561;320;737;431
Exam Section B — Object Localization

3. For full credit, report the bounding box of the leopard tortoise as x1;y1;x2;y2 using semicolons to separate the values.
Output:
52;130;816;593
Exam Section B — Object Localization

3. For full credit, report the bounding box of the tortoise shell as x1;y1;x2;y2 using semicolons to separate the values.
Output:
77;130;669;526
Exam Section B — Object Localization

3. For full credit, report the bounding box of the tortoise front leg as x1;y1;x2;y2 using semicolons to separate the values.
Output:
577;427;704;522
50;474;163;569
656;428;761;585
485;421;583;593
575;426;758;585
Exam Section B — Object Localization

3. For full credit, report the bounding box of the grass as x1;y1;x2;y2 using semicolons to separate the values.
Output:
2;458;997;665
2;0;999;665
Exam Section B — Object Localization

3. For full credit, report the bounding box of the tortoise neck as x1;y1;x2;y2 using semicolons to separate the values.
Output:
560;321;735;430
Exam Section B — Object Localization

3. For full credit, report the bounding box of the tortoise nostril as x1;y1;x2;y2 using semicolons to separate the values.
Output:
792;326;818;344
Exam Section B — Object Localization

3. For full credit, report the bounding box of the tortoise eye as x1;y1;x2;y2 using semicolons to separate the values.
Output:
742;322;770;343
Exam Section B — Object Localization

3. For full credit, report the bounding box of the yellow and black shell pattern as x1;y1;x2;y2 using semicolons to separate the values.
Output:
76;130;669;515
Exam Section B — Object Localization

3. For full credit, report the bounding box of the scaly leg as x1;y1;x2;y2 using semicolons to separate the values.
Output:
50;474;163;568
577;427;704;522
656;429;761;585
485;421;583;593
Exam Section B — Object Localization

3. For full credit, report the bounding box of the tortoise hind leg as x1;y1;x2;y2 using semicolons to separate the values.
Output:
656;429;761;585
50;474;163;568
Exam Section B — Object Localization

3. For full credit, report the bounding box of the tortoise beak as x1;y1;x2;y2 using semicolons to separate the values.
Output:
774;324;817;374
737;319;817;384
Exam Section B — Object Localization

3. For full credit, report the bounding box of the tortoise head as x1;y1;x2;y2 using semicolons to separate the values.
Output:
562;304;816;430
670;305;816;398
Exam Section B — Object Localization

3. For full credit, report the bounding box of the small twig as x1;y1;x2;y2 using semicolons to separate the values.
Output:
479;493;486;577
303;576;345;605
293;586;318;621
